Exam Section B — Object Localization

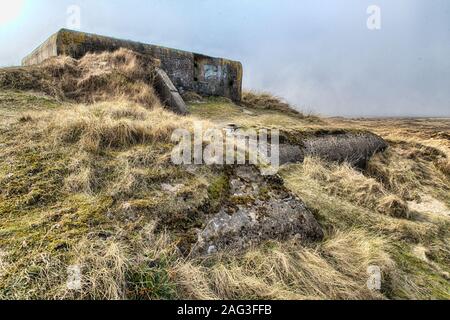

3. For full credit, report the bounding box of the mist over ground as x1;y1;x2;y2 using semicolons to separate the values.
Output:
0;0;449;117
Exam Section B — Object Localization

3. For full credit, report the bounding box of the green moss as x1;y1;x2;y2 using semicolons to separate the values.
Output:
0;90;61;111
230;195;255;205
59;29;86;48
388;244;450;299
126;255;178;300
258;186;270;200
207;173;229;207
0;148;67;214
188;98;243;120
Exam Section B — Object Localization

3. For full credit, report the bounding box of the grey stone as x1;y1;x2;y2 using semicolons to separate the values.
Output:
191;166;323;255
154;67;187;115
207;245;218;255
278;132;388;168
302;132;388;168
279;144;304;165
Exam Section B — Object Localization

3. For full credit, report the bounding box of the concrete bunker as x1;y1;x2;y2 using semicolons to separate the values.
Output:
22;29;243;113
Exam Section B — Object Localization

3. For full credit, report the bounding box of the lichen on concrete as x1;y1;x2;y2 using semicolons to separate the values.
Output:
22;29;243;103
192;166;323;255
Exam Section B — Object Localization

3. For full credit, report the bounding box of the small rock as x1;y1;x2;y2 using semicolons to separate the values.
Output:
161;183;184;193
106;210;114;220
235;166;261;182
121;202;132;210
412;245;430;263
230;179;247;196
207;245;218;255
120;202;137;221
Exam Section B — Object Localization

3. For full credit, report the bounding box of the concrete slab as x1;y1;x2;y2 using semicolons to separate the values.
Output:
154;67;188;115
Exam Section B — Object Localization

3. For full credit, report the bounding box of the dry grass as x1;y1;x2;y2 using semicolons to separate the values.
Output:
367;144;449;201
68;239;129;300
0;48;162;108
48;101;191;152
20;99;213;198
297;157;410;219
189;96;323;130
242;91;301;115
175;229;393;300
0;99;448;299
181;91;204;103
376;195;409;219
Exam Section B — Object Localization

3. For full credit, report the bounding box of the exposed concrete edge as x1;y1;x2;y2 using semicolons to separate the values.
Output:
154;67;188;115
279;132;388;168
21;32;59;66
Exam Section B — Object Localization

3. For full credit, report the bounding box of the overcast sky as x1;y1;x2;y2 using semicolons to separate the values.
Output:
0;0;449;117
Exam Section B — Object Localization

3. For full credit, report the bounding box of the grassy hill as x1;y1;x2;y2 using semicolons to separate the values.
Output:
0;50;448;299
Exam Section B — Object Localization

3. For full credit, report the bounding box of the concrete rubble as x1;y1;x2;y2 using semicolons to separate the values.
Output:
191;166;323;255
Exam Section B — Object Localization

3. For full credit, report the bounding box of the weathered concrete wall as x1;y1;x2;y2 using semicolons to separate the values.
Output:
278;132;388;168
22;29;243;102
22;33;59;66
